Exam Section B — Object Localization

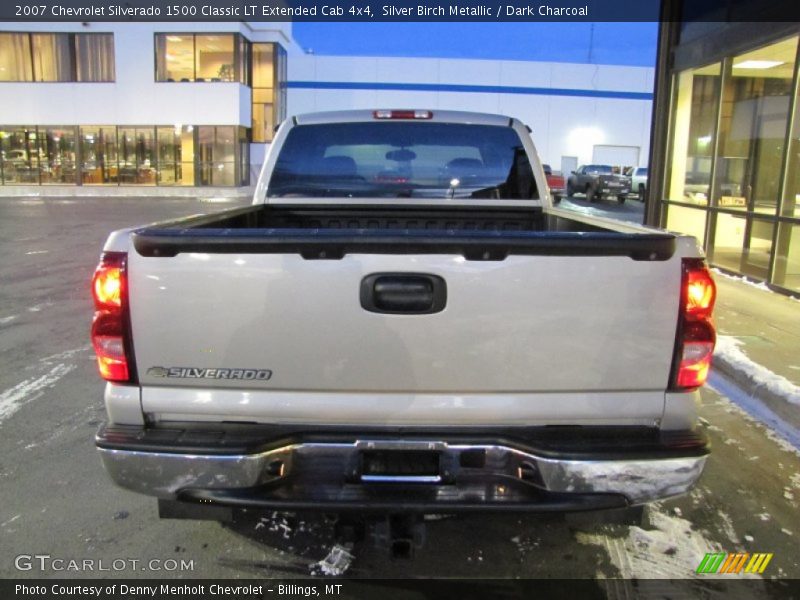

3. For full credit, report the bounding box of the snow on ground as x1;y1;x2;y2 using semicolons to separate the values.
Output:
310;544;354;577
711;268;775;294
714;336;800;406
708;374;800;457
0;364;76;424
0;346;89;424
575;504;751;580
711;268;800;303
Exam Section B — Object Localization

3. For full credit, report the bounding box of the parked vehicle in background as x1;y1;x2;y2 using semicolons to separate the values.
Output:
632;167;648;201
567;164;631;204
543;164;566;204
93;109;716;532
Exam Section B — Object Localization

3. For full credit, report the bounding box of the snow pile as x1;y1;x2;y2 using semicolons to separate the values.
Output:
711;269;773;293
710;374;800;457
714;336;800;406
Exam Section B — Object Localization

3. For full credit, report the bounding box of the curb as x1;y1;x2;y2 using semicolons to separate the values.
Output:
712;353;800;434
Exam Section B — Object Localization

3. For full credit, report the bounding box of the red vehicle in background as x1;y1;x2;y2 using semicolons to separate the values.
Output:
543;164;565;204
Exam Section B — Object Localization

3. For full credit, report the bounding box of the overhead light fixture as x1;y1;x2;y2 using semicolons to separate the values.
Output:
734;60;784;69
166;36;183;42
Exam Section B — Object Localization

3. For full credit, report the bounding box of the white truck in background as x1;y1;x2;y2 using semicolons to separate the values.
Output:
92;110;716;532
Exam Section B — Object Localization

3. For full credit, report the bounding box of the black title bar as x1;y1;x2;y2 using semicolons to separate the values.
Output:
3;0;799;22
6;579;800;600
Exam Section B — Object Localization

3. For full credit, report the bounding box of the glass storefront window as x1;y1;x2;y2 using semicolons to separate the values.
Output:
31;34;72;82
195;35;235;82
118;127;156;185
197;126;213;185
180;126;195;185
198;125;237;186
80;126;118;184
157;125;195;185
662;34;800;292
664;203;708;246
709;214;775;278
1;127;40;184
773;224;800;293
773;61;800;293
214;126;236;186
780;66;800;222
0;33;33;82
703;36;799;281
75;34;115;82
713;37;798;215
252;43;285;143
157;127;180;185
2;124;238;188
38;126;77;184
666;63;722;206
239;127;250;185
252;89;275;143
0;130;7;184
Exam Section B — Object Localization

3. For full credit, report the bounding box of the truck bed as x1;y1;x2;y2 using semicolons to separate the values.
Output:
131;203;675;261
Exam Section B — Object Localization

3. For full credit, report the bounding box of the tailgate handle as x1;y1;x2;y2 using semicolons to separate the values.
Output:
361;273;446;314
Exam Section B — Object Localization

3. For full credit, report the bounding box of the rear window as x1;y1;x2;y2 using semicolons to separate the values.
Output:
585;165;613;174
267;122;538;200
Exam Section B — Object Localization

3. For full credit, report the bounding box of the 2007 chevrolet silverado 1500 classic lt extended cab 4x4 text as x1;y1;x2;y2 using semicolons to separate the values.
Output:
93;110;716;522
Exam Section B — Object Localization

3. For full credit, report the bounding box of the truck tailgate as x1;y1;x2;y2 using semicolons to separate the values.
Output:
128;234;682;424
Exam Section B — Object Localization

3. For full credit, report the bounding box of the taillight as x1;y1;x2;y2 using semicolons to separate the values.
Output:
373;110;433;120
93;259;123;310
91;252;134;383
685;267;716;320
676;321;715;388
671;259;716;390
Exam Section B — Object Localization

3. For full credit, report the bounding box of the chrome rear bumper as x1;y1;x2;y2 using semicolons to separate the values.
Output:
97;425;708;509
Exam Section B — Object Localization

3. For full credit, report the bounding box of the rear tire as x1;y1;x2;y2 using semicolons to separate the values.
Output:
638;184;646;201
567;181;575;197
617;195;626;205
552;194;562;205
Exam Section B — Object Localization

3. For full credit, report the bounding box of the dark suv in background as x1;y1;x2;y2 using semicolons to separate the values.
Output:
567;164;631;204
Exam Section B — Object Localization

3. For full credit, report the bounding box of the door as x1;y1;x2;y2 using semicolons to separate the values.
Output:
592;145;640;171
561;156;578;178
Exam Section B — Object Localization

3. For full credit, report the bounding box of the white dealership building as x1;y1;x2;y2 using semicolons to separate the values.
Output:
0;21;654;193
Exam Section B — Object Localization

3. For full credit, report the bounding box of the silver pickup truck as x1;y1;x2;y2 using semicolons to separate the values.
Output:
93;110;716;522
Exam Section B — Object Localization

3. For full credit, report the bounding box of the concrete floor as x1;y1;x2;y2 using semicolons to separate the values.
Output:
0;197;798;591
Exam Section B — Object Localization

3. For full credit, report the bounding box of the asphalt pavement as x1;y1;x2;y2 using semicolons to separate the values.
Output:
0;196;798;591
555;192;646;224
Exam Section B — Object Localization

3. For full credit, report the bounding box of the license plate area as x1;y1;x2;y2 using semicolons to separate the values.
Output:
359;449;442;483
